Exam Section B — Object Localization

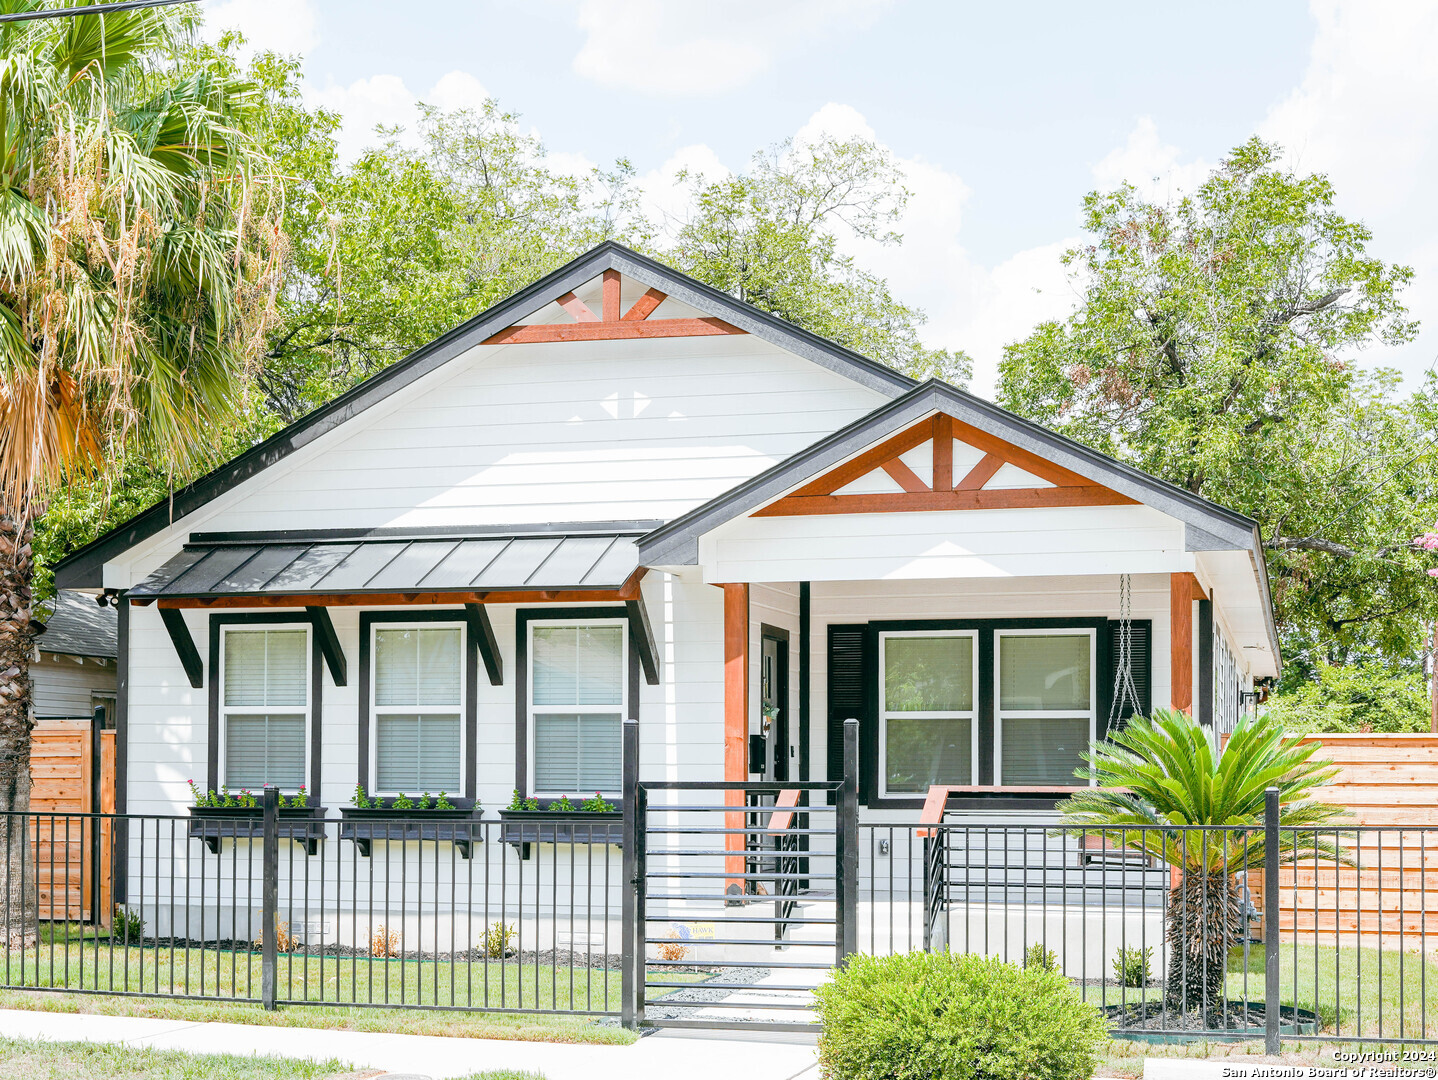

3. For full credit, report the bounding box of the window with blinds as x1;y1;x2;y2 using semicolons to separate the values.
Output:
995;630;1095;787
879;631;977;795
373;626;463;793
221;627;309;789
530;624;624;795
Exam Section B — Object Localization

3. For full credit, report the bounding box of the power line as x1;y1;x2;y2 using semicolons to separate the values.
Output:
0;0;197;23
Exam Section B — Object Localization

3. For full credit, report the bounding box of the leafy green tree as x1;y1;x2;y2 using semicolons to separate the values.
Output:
1063;710;1345;1015
667;135;971;384
998;137;1434;665
0;4;281;919
263;97;646;421
1263;663;1429;733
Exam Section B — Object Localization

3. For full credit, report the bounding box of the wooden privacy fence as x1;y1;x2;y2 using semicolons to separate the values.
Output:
28;717;114;923
1254;733;1438;951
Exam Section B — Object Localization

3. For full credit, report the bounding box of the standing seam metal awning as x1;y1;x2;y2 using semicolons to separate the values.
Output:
131;529;646;599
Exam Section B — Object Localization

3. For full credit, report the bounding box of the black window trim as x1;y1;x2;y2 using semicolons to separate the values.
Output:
860;617;1114;811
515;606;639;807
207;612;323;795
359;609;479;803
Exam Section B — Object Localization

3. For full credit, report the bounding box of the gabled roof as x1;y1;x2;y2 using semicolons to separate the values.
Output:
55;243;916;590
37;590;117;659
638;380;1266;566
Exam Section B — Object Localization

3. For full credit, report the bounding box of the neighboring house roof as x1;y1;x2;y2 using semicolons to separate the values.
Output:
36;590;117;659
637;379;1281;661
54;243;915;591
131;523;656;601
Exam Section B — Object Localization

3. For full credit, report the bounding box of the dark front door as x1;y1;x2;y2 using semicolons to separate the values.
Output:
760;627;790;782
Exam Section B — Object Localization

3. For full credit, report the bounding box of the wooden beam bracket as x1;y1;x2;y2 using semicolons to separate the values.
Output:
159;607;203;689
626;595;660;685
465;603;504;686
306;607;347;686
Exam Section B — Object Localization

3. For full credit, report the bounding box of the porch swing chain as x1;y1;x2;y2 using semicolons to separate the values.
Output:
1108;573;1140;732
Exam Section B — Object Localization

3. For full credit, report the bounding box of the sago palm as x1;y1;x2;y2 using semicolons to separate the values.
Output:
0;2;281;921
1060;709;1345;1016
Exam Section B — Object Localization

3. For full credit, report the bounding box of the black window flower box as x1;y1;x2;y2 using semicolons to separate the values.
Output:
187;805;328;855
338;803;485;859
498;809;623;858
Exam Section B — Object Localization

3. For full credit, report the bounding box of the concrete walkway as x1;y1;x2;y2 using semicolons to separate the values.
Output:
0;1008;819;1080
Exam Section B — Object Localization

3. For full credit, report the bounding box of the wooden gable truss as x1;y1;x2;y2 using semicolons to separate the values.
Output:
482;269;746;345
755;413;1140;517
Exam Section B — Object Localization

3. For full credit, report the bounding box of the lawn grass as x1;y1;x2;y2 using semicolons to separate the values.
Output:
0;1036;542;1080
1;932;659;1044
4;934;699;1016
1080;942;1438;1040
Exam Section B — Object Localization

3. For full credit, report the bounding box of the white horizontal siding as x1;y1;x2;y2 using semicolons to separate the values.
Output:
111;335;888;586
704;505;1190;583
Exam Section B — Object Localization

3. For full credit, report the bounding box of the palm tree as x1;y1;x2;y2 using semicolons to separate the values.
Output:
0;3;281;923
1060;709;1345;1017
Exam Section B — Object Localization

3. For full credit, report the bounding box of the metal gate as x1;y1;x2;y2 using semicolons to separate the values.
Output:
621;719;858;1031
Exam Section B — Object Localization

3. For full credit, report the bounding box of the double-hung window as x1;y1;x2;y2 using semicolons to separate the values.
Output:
995;629;1096;787
372;625;464;794
529;623;624;796
878;631;978;796
221;626;309;790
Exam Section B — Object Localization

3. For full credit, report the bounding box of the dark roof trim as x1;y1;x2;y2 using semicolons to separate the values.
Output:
189;520;664;545
638;379;1261;565
54;243;914;589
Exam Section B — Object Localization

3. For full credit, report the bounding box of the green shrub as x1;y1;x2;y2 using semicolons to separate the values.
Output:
485;921;515;958
1112;945;1152;988
1264;663;1428;734
814;951;1108;1080
1023;942;1058;972
113;905;144;945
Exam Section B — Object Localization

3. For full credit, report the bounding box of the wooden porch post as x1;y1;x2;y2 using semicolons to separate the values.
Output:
723;583;749;892
1170;572;1205;715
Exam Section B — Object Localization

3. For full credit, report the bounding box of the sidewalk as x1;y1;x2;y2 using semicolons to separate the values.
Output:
0;1008;819;1080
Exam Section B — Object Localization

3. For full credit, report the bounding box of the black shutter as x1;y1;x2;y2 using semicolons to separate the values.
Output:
827;625;870;800
1103;619;1151;736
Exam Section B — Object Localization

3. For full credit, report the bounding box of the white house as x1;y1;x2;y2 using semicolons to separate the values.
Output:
55;242;1276;864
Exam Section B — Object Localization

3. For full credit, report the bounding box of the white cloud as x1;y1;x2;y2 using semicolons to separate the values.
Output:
569;0;891;95
638;143;731;234
1091;116;1212;204
791;103;1074;397
308;71;494;163
1258;0;1438;384
202;0;318;58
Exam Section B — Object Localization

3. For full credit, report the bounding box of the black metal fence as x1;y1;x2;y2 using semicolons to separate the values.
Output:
1;795;624;1016
0;721;1434;1046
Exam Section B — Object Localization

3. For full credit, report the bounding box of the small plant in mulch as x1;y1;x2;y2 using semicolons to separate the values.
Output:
371;924;401;958
1113;944;1153;987
485;921;515;959
581;792;615;812
656;932;689;962
1024;942;1059;972
255;919;297;953
113;905;144;945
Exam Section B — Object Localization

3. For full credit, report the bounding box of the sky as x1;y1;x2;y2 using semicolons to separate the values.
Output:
200;0;1438;399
